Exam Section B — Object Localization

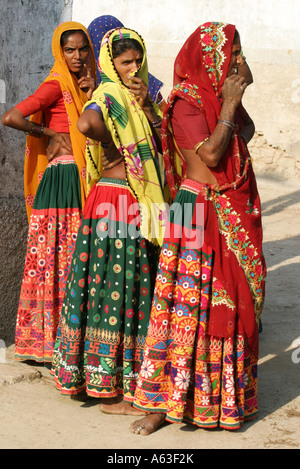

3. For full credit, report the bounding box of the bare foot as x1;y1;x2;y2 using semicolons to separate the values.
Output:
99;395;145;416
130;413;166;435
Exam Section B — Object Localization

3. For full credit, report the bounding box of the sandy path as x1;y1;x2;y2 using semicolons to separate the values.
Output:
0;175;299;450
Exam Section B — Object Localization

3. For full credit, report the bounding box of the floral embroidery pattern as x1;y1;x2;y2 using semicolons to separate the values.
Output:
133;182;258;429
62;90;73;105
80;167;86;180
25;194;35;207
200;22;228;93
246;199;260;215
15;210;81;361
52;182;159;399
211;277;235;310
209;191;265;323
37;172;44;183
15;158;82;362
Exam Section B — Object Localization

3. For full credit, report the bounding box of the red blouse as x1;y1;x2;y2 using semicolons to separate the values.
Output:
16;80;69;133
171;97;250;149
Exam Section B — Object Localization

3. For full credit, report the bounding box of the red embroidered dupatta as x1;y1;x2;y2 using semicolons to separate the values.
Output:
162;22;266;358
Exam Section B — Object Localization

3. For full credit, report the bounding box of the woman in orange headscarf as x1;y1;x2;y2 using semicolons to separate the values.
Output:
2;21;96;363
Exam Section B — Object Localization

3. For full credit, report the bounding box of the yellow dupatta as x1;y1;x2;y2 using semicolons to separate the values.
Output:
23;21;96;221
84;27;167;246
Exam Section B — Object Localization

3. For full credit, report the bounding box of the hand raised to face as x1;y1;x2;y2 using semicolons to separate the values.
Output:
127;76;150;108
77;63;96;98
221;73;247;107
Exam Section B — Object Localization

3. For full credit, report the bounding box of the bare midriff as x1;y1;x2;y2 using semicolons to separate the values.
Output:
180;147;219;187
102;162;126;179
53;133;73;156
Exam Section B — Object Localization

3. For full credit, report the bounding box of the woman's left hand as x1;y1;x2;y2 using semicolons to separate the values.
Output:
128;76;151;109
78;64;96;99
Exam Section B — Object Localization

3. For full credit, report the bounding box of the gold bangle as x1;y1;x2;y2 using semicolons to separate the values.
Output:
194;137;209;153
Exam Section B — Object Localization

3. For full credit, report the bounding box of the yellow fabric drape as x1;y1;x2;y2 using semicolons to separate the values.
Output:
23;21;96;221
85;27;168;246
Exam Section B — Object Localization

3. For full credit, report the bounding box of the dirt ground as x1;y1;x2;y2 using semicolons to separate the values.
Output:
0;174;299;450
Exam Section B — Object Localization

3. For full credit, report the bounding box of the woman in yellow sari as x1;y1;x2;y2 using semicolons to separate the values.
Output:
2;22;96;363
51;27;167;415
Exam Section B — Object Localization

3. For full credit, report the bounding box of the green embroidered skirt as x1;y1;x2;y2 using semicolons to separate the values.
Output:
51;178;159;400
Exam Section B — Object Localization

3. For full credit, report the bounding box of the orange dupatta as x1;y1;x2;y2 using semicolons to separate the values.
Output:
23;21;96;221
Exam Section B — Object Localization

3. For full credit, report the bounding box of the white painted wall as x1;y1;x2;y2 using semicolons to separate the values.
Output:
72;0;300;163
72;0;300;67
73;0;300;71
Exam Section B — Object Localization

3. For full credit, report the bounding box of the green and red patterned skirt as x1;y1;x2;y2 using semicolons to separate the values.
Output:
133;178;258;430
51;178;158;400
15;155;82;362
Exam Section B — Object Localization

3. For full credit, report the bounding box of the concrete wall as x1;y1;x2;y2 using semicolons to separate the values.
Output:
0;0;73;345
0;0;299;344
73;0;300;177
0;0;73;198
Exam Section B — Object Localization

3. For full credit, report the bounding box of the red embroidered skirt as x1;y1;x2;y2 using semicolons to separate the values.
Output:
15;155;82;362
133;179;258;429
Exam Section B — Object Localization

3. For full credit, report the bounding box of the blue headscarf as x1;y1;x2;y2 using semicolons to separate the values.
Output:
88;15;164;103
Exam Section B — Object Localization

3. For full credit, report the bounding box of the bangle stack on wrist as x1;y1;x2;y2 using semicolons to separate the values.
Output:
218;119;235;131
26;122;44;138
151;116;162;128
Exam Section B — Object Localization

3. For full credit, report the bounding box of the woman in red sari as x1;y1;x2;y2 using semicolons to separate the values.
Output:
130;22;266;434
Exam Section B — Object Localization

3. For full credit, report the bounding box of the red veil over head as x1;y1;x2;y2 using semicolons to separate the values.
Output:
174;22;235;126
162;22;266;359
168;22;244;191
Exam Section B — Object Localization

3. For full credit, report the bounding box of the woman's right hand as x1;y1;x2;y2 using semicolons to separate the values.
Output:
128;77;150;109
46;132;72;162
221;74;247;107
78;64;96;100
